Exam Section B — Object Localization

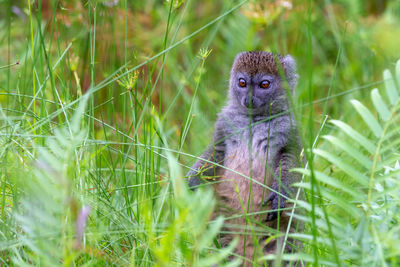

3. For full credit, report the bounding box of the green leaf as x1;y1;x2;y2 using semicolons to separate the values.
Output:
383;69;398;105
381;123;400;142
293;168;363;199
294;181;362;219
71;93;89;134
262;252;339;266
198;216;224;249
196;238;239;267
350;100;383;138
293;200;324;217
322;135;372;169
330;120;376;154
380;136;400;155
313;149;369;187
288;213;347;233
279;234;333;247
371;89;390;121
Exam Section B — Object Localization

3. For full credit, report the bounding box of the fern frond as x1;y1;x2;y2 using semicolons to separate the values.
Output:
11;96;89;265
291;59;400;265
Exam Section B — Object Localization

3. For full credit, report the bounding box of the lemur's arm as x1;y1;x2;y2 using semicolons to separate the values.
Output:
186;119;226;189
264;129;302;221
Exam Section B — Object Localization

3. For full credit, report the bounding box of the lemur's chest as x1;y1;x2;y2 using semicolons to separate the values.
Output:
215;116;290;211
224;121;279;165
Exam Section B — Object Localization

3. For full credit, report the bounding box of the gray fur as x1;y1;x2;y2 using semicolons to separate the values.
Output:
186;51;302;264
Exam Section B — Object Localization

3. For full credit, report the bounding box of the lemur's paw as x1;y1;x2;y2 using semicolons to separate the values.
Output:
262;191;286;221
186;171;204;190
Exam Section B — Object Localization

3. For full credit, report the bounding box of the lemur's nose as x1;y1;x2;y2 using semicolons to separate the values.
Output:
243;97;255;107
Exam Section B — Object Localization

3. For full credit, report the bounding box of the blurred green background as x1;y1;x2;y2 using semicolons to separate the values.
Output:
2;0;399;151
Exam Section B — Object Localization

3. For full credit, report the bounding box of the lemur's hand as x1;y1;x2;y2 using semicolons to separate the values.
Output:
262;181;287;221
186;170;205;189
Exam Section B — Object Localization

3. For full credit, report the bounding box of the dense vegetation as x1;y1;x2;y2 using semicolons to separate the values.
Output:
0;0;400;265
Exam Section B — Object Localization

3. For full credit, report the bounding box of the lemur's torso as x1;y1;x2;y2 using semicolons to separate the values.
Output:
215;109;291;212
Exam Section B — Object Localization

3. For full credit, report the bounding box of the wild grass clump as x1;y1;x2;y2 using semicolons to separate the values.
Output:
1;0;400;265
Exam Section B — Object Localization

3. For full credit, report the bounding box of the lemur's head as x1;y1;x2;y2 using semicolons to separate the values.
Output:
229;51;298;114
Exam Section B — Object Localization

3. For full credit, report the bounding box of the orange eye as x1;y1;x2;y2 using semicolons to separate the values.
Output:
260;80;270;89
238;78;246;87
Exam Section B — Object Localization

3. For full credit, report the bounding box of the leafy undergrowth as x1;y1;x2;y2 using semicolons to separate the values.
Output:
1;0;400;266
283;60;400;266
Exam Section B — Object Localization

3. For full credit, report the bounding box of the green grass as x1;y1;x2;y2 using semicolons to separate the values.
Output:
1;0;400;266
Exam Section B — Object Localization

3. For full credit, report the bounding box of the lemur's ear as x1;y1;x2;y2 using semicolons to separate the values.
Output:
282;55;296;74
281;54;299;91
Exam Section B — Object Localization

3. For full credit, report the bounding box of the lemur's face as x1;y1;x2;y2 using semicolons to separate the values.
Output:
229;51;291;113
231;71;283;110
